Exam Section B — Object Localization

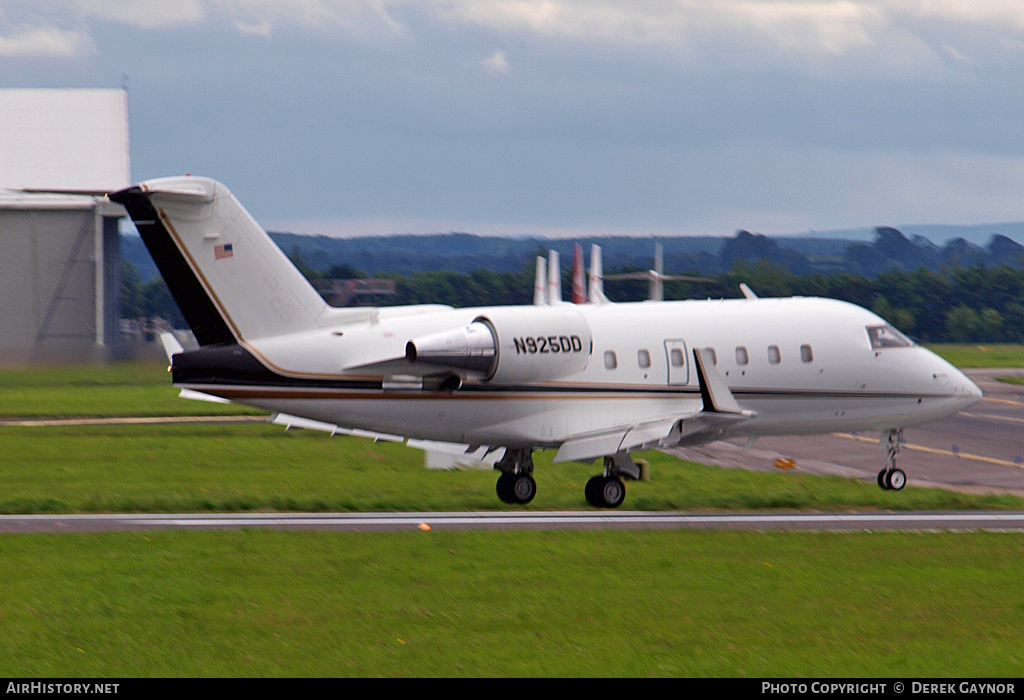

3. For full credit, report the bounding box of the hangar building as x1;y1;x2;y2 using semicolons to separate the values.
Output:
0;88;130;362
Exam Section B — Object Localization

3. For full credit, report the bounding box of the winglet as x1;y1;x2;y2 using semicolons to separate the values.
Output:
692;347;754;416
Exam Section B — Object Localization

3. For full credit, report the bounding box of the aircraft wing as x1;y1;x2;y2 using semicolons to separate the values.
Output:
552;416;687;463
257;347;753;465
270;413;496;462
552;347;756;463
269;412;405;442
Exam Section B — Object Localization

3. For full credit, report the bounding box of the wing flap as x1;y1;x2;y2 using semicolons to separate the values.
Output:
552;416;691;463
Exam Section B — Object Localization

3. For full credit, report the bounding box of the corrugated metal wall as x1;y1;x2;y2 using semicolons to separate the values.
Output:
0;203;121;362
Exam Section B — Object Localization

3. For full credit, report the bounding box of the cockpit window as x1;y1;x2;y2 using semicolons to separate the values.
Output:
867;325;914;349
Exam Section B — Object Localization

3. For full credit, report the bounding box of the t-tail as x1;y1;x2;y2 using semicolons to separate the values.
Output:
110;176;331;345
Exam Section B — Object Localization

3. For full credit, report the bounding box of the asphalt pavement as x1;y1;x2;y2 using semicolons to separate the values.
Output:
667;369;1024;497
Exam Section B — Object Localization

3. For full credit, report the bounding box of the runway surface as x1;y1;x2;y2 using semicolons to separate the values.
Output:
669;369;1024;497
4;510;1024;533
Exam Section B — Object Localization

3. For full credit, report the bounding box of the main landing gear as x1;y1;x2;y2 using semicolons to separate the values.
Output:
877;428;907;491
493;448;641;508
494;448;537;504
585;451;641;508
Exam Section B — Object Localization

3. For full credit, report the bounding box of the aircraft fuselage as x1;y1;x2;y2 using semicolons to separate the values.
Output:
174;295;980;452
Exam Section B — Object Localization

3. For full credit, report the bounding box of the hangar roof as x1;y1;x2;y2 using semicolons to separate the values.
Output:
0;88;130;192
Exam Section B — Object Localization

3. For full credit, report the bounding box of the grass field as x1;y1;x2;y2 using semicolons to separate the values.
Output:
925;343;1024;369
0;361;260;418
3;424;1024;514
2;530;1022;677
1;357;1023;677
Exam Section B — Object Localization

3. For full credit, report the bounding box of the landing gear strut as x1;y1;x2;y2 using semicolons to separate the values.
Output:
494;448;536;504
877;429;906;491
585;451;641;508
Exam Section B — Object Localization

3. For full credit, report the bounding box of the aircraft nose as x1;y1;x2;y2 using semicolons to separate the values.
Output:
950;367;983;407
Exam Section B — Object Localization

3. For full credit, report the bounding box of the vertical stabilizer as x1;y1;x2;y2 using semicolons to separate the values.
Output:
111;176;328;344
571;243;586;304
547;250;562;304
588;244;609;304
533;256;548;305
650;242;664;301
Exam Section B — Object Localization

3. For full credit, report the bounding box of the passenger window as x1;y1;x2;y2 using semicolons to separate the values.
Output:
735;346;749;365
669;348;685;367
637;349;651;369
867;325;913;349
800;344;813;363
768;345;781;364
604;350;618;370
703;347;717;365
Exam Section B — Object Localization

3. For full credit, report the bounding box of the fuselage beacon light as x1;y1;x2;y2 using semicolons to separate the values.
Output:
110;176;982;508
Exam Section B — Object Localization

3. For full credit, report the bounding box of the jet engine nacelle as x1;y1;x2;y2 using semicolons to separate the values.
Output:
405;306;593;384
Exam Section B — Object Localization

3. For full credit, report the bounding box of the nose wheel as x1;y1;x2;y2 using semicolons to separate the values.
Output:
877;429;906;491
878;467;906;490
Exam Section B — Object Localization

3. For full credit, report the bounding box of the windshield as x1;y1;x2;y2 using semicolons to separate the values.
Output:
866;324;914;349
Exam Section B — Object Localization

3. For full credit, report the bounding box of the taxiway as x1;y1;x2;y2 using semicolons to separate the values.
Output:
669;369;1024;496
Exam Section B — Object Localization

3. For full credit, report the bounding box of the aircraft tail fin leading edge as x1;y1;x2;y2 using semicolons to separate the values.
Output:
111;176;328;345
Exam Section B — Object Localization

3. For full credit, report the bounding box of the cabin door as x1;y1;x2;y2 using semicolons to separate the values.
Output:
664;339;689;386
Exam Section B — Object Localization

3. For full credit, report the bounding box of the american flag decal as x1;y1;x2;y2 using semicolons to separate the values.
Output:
214;243;234;260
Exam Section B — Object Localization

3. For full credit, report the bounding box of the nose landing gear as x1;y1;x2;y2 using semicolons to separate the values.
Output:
877;429;906;491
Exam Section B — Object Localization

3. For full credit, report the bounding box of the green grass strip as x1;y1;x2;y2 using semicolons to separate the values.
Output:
0;425;1021;514
925;343;1024;368
0;529;1021;677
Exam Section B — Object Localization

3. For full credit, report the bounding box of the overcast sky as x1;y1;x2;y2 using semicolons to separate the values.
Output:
3;1;1024;238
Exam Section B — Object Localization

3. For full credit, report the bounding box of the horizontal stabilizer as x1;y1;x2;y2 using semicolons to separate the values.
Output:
179;388;232;404
159;332;185;363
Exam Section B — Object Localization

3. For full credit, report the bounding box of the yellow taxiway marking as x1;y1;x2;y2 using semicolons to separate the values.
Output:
971;412;1024;425
832;433;1024;469
982;396;1024;407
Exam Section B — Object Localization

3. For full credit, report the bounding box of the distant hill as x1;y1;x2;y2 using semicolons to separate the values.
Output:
121;222;1024;282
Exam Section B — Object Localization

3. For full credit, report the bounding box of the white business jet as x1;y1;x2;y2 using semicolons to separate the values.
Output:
110;176;982;508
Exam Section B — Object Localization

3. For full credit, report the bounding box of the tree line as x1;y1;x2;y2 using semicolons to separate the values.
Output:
122;257;1024;343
